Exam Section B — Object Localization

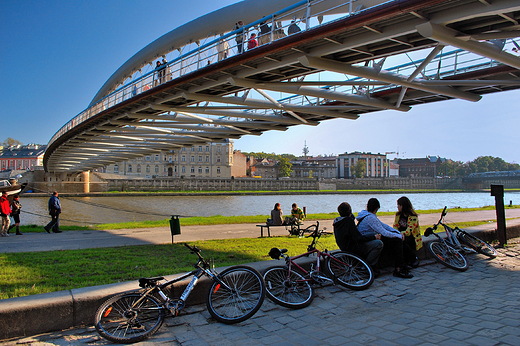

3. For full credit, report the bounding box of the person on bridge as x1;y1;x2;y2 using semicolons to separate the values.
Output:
8;195;22;235
0;191;11;237
258;21;271;45
233;21;245;54
357;198;414;278
247;33;258;50
288;20;301;35
217;35;229;61
267;202;283;226
44;191;62;233
393;196;421;268
333;202;383;273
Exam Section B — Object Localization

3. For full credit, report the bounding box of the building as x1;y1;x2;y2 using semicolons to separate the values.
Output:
104;139;246;178
252;160;278;178
0;144;46;171
290;156;337;179
336;152;390;178
397;156;446;177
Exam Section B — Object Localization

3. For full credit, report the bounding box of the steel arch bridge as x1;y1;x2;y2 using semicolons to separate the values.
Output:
44;0;520;173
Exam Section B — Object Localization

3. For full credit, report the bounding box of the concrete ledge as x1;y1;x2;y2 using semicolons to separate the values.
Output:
1;220;519;341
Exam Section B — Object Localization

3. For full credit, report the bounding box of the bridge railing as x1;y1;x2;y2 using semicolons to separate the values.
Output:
275;42;516;108
48;0;358;147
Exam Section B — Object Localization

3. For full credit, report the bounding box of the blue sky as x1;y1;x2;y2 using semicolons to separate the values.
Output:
1;0;519;164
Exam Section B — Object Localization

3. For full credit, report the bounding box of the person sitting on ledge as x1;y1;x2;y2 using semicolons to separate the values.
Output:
333;202;383;274
357;198;414;279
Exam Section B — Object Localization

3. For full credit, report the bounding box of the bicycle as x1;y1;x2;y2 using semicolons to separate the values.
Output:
288;221;318;237
424;207;497;272
94;243;266;343
264;223;374;309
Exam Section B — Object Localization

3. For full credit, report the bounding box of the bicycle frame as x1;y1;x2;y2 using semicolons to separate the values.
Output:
136;246;231;316
425;207;476;254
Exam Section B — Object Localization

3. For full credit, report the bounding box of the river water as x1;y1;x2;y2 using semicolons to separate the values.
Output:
17;191;520;226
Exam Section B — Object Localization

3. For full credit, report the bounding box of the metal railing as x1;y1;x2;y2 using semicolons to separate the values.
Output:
48;0;356;146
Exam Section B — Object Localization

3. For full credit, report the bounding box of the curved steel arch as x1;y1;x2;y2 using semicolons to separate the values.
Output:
45;0;520;173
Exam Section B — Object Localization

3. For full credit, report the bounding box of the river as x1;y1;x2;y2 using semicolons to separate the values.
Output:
16;191;520;226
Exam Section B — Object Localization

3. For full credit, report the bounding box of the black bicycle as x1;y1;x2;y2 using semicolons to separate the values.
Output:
94;243;266;343
424;207;497;271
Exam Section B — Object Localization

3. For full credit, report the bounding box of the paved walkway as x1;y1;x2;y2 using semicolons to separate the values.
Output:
3;239;519;345
2;209;520;253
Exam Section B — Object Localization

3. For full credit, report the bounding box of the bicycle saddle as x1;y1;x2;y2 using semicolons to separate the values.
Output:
268;248;287;260
139;276;165;288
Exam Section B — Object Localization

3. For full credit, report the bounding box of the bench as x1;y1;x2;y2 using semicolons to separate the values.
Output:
256;223;301;237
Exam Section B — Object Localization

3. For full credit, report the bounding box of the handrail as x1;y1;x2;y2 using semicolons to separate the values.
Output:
47;0;355;147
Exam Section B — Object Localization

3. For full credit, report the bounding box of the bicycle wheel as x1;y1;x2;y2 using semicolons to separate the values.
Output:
207;265;265;324
427;241;468;271
94;293;165;344
326;252;374;290
458;232;497;258
264;266;314;309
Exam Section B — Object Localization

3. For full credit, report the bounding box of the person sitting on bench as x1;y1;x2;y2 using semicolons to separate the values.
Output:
267;203;284;225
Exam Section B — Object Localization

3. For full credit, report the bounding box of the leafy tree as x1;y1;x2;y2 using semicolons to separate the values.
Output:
277;157;292;177
2;138;22;147
354;159;366;178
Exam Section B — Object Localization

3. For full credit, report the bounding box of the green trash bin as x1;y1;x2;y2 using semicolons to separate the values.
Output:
169;215;181;243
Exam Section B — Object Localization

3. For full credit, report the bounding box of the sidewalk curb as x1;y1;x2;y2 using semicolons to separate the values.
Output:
1;223;518;341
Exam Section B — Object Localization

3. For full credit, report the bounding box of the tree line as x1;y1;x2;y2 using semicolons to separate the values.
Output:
438;156;519;177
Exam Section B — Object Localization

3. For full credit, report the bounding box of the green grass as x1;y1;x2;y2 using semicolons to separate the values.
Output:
17;205;520;233
0;234;338;300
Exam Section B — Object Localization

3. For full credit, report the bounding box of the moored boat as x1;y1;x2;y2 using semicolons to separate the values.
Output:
0;179;27;200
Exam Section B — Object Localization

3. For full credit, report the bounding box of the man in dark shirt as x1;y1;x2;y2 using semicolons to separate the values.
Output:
44;191;62;233
333;202;383;271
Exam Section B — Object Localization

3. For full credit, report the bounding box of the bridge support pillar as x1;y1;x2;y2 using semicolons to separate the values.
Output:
81;171;90;193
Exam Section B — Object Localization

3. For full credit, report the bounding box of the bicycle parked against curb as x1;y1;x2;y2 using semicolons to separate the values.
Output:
424;207;497;271
264;223;374;309
94;243;266;343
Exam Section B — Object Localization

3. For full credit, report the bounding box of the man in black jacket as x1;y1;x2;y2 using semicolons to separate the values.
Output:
333;202;383;270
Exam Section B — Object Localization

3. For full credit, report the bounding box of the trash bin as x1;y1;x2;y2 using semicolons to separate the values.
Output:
169;215;181;243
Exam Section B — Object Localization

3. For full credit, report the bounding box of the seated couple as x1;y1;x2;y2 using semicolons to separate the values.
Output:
333;198;419;279
267;203;305;226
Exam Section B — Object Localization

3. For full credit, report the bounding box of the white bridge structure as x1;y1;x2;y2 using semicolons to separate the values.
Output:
44;0;520;173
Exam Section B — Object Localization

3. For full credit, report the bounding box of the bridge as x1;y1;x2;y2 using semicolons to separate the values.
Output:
43;0;520;174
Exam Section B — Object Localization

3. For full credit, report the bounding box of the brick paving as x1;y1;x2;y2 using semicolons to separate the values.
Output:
2;239;519;346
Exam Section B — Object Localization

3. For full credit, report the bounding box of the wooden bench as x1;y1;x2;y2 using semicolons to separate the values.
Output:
256;223;301;237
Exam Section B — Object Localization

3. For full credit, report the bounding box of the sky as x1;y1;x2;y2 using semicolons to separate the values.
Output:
1;0;519;164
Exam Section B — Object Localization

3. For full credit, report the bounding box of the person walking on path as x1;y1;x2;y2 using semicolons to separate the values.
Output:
8;195;22;235
0;191;11;237
44;191;62;233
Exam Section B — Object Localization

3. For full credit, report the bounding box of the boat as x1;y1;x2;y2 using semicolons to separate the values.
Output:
0;179;27;200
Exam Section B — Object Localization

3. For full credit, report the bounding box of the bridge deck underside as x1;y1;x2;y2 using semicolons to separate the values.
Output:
45;0;520;173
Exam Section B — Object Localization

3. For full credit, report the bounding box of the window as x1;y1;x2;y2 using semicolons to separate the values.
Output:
190;167;195;173
217;156;221;163
206;156;209;162
198;146;202;152
198;167;202;173
217;146;221;152
182;147;186;151
137;164;141;173
198;156;202;162
191;147;195;151
181;155;186;162
146;165;150;172
154;154;159;161
128;164;132;172
205;167;209;173
114;165;119;173
205;146;209;152
190;156;195;162
145;156;151;161
155;165;159;173
181;166;186;173
174;166;177;173
217;167;221;174
168;155;173;162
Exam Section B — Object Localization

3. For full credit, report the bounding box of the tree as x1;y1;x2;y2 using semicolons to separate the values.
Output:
354;160;366;178
277;157;293;177
2;138;22;147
